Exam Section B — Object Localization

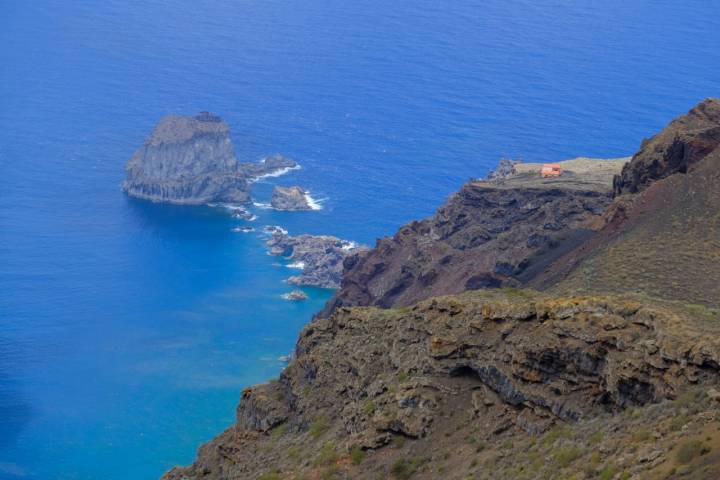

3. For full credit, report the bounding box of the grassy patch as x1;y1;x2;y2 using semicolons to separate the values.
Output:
258;471;281;480
676;439;710;464
350;446;366;465
553;446;582;468
270;422;288;438
314;441;339;467
391;458;425;479
310;414;330;439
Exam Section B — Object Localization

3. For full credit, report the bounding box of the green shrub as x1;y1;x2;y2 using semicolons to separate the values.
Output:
314;441;339;467
362;401;376;416
588;430;604;445
598;464;618;480
351;446;366;465
542;425;567;445
287;446;301;463
391;458;423;479
310;415;330;439
270;422;288;438
258;471;281;480
676;440;710;464
553;446;582;467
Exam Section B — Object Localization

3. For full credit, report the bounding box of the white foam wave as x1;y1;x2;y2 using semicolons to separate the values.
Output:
250;164;302;183
253;202;272;209
340;241;358;251
286;261;305;270
263;225;288;235
303;192;324;210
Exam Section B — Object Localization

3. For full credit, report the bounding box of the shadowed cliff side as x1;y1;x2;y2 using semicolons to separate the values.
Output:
530;99;720;308
613;98;720;195
319;157;626;317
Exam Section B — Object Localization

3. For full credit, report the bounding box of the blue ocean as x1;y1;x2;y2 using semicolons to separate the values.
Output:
1;1;718;478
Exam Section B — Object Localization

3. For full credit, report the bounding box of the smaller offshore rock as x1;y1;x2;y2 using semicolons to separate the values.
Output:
271;186;312;210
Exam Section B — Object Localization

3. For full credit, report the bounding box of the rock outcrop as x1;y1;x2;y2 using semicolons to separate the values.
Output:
123;113;298;204
320;157;628;316
271;186;312;210
123;112;248;204
163;291;720;480
613;98;720;195
239;154;297;179
267;232;366;289
281;289;308;301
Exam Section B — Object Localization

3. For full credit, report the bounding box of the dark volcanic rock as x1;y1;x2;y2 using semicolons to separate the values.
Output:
281;289;308;301
123;113;298;205
271;186;311;210
320;180;612;316
267;232;366;289
123;112;249;204
239;154;297;179
613;98;720;195
485;158;522;181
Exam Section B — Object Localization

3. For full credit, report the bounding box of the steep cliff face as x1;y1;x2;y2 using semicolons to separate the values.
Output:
163;291;720;480
530;99;720;308
320;158;625;316
613;98;720;195
123;112;251;204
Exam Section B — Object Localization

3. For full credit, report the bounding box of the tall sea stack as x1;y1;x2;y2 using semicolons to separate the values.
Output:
122;112;250;204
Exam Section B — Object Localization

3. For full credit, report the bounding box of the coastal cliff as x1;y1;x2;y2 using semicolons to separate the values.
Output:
123;113;297;204
320;157;627;316
163;99;720;480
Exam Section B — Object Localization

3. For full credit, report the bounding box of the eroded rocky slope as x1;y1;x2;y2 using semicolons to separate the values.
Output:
164;99;720;480
614;98;720;195
320;157;625;316
164;291;720;480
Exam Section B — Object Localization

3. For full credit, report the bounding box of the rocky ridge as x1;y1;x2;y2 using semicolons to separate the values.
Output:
614;98;720;195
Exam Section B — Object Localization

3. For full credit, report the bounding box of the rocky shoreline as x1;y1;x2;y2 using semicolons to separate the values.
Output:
162;98;720;480
265;230;367;289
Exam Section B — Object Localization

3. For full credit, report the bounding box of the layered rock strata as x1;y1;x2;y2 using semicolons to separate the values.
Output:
123;113;297;204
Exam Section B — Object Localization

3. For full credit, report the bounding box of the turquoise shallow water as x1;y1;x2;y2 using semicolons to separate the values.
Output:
1;1;719;478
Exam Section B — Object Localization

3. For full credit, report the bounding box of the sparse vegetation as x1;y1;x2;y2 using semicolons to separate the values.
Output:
553;446;582;468
391;458;424;479
676;439;709;464
314;441;339;467
258;471;281;480
310;414;330;439
351;446;366;465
